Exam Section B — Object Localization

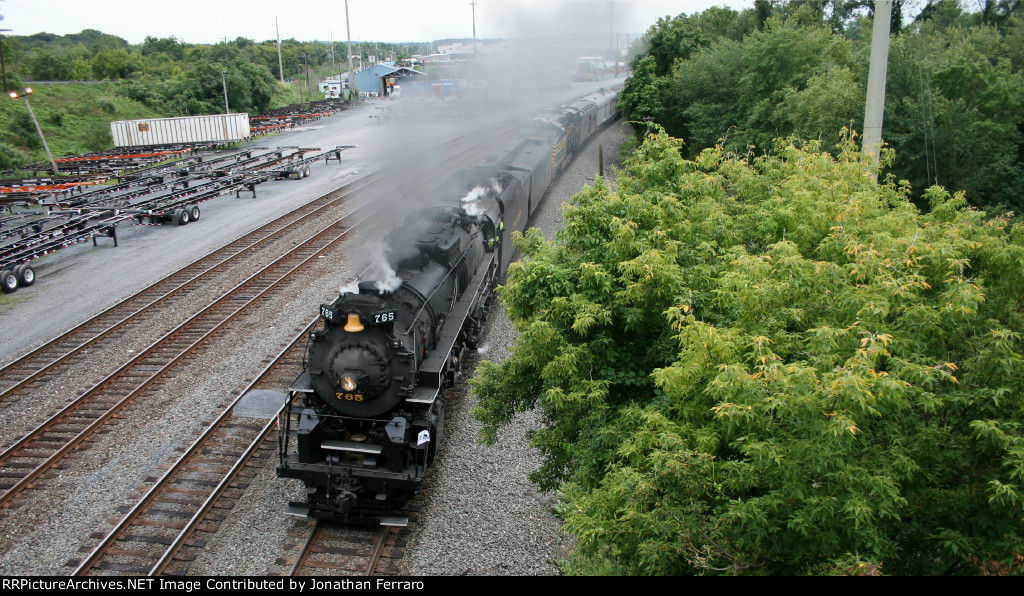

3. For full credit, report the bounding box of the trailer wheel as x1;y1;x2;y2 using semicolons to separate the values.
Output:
14;265;35;287
302;166;311;177
190;205;201;221
0;270;18;293
174;208;190;226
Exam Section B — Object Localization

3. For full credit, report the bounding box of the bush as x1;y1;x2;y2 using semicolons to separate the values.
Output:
473;133;1024;575
0;142;27;170
6;110;41;149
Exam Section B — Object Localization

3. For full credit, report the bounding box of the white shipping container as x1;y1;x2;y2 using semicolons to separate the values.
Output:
110;113;251;147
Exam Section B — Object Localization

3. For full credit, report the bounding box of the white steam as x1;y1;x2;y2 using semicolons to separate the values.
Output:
373;265;404;293
338;241;404;295
460;179;501;217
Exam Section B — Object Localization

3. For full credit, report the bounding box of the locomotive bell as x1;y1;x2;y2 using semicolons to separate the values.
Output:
344;313;364;332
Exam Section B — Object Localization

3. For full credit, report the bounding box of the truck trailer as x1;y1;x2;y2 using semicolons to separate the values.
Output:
110;114;251;148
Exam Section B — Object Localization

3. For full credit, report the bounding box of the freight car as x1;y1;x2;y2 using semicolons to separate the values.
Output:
276;87;620;526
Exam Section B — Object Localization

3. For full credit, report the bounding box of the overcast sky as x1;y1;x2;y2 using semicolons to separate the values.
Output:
0;1;758;45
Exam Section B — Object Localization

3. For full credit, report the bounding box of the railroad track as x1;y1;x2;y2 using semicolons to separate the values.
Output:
0;117;517;422
0;121;517;574
70;316;402;576
0;197;385;507
288;520;394;576
71;320;311;575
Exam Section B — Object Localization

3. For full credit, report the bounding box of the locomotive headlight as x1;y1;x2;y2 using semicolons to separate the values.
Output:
341;376;358;392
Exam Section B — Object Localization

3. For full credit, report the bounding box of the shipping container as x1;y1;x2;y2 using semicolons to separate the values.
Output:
319;80;345;99
110;113;251;147
406;80;459;98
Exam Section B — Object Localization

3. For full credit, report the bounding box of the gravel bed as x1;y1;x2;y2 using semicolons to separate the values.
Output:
0;212;347;450
398;120;629;576
186;119;630;577
0;86;628;576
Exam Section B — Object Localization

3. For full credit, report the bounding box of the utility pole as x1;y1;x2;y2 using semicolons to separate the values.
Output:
9;88;58;175
346;0;354;100
0;29;11;94
330;32;336;80
276;17;285;83
221;70;230;113
470;0;478;62
863;0;892;179
300;54;309;103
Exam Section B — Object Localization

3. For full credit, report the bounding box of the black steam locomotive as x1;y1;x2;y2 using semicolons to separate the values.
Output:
276;87;619;525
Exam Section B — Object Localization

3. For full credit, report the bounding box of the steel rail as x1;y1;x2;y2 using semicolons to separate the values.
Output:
0;120;514;406
0;201;388;505
4;118;518;574
366;527;390;576
75;318;313;575
288;519;322;576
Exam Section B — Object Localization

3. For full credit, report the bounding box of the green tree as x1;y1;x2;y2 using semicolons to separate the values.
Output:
681;14;859;153
90;47;141;79
883;22;1024;212
27;49;75;80
141;36;186;61
473;132;1024;575
619;8;756;137
169;59;276;116
616;55;669;136
621;3;1024;215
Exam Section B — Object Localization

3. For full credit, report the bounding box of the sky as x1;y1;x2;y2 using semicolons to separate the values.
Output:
0;0;758;45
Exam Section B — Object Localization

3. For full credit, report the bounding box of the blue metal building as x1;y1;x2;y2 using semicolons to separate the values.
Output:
353;64;426;97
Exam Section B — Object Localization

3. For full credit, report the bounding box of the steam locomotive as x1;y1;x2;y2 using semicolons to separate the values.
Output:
276;87;619;526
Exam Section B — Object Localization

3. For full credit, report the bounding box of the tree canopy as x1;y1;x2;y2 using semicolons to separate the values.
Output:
472;131;1024;575
617;1;1024;215
0;28;440;169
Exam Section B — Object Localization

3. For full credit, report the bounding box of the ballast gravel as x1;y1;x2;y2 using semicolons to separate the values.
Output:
189;118;629;578
398;120;629;576
0;91;628;577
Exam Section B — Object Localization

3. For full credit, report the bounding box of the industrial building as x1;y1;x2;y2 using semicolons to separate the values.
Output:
351;63;426;98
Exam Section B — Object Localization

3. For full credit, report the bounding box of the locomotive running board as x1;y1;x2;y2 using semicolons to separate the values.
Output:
284;503;312;517
321;440;383;454
289;370;314;393
380;515;409;527
407;387;439;404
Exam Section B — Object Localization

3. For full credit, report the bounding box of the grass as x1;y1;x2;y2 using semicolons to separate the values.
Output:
0;83;162;168
0;72;343;172
0;290;29;311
